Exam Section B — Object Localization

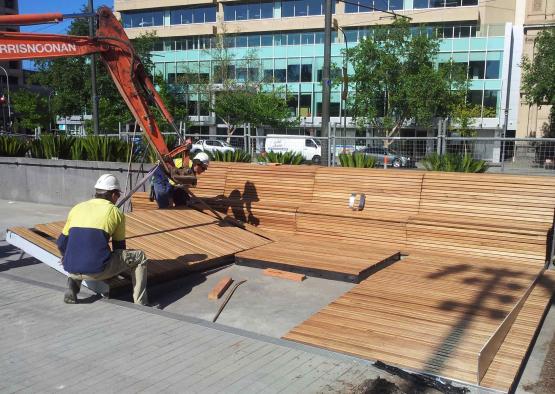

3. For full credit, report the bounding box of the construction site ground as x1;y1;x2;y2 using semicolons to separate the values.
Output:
1;199;554;393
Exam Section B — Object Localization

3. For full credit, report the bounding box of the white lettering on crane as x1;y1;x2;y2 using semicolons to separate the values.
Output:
0;43;79;55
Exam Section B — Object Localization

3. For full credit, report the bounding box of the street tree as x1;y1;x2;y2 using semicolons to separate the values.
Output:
521;28;555;137
11;90;49;132
347;20;467;141
179;26;293;141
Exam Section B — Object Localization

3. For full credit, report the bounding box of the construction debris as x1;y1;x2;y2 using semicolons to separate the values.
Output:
208;277;233;300
263;268;306;282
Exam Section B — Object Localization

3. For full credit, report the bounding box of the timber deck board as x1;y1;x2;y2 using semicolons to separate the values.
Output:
235;235;400;282
9;208;269;286
283;254;553;391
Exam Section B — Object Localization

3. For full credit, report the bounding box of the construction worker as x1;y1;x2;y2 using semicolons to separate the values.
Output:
57;174;151;306
152;151;210;209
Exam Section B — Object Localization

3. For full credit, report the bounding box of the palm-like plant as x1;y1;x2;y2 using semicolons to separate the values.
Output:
209;149;251;162
339;152;377;168
421;153;488;173
258;151;304;165
0;136;28;157
30;135;76;159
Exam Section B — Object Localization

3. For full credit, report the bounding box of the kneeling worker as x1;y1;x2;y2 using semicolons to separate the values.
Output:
152;151;210;209
57;174;151;306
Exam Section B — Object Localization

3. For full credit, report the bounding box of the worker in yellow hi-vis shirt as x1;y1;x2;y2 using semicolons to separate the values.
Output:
57;174;154;307
151;152;210;209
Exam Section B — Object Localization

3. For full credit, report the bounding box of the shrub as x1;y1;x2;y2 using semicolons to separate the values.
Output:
77;136;131;162
421;152;488;173
29;134;76;159
0;136;28;157
209;149;251;162
339;152;377;168
258;151;304;165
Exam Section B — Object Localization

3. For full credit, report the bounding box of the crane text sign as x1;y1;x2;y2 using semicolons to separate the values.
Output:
0;43;78;55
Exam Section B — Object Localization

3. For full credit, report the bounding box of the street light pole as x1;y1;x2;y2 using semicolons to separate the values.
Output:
0;65;12;129
88;0;99;135
321;0;333;166
48;90;56;133
333;20;349;147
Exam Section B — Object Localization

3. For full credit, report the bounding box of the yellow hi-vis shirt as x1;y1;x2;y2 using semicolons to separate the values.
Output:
169;157;193;186
56;198;126;274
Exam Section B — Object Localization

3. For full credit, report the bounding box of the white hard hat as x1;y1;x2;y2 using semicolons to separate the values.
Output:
94;174;121;191
193;152;210;166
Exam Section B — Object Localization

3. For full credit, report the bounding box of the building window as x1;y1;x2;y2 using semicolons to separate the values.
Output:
170;6;216;25
346;0;404;13
468;60;485;79
122;10;164;28
224;1;274;21
282;0;332;17
485;60;500;79
5;0;15;9
483;90;498;112
287;63;300;82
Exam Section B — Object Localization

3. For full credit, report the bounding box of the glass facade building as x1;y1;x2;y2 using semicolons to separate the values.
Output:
117;0;520;136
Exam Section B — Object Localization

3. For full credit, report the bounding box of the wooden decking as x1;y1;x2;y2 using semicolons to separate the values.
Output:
284;253;554;391
9;208;269;286
235;235;400;282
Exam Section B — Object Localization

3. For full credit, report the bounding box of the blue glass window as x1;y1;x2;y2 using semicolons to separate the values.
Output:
287;33;301;45
224;2;274;21
389;0;403;10
301;32;315;45
414;0;429;8
236;36;248;47
170;6;216;24
485;60;500;79
432;0;445;7
122;11;163;28
282;0;327;17
375;0;388;10
248;35;261;47
282;1;295;17
345;2;358;13
261;34;273;46
287;64;300;82
261;2;274;17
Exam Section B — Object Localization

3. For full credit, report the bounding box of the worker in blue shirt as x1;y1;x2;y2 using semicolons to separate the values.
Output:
151;151;210;209
57;174;151;306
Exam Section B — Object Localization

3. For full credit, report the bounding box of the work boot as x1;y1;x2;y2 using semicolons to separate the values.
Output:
64;277;81;304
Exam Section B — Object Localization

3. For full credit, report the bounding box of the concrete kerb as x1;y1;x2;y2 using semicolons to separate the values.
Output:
0;157;155;206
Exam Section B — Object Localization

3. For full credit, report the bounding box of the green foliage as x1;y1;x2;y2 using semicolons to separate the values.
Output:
29;134;76;159
421;153;488;173
338;152;377;168
209;149;252;162
11;90;49;132
521;29;555;107
144;134;179;163
347;20;468;136
258;151;304;165
0;136;29;157
76;136;130;162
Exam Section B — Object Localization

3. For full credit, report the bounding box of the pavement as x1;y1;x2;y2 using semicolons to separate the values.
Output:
1;199;554;393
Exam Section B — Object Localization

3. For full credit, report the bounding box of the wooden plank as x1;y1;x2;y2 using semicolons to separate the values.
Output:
263;268;306;282
477;268;545;384
208;277;233;300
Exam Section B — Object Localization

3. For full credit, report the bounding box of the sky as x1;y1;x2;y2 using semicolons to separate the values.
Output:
19;0;114;35
18;1;114;69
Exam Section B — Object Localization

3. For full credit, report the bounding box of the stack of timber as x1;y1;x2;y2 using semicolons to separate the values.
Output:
284;253;554;391
295;168;425;251
406;172;555;264
236;234;400;282
9;208;269;289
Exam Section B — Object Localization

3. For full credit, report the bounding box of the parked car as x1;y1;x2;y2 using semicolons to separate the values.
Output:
192;139;236;154
358;146;413;168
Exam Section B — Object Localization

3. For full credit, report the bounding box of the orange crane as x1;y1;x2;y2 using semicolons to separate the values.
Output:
0;6;192;184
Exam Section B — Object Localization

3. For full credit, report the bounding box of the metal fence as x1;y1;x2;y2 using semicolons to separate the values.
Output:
13;130;555;176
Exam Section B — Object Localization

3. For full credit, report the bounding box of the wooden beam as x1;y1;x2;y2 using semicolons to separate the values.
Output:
208;277;233;300
263;268;306;282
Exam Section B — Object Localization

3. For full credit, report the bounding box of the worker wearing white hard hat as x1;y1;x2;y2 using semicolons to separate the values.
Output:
151;151;210;209
57;174;154;307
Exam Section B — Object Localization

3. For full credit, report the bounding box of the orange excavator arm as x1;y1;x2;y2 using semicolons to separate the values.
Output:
0;7;191;180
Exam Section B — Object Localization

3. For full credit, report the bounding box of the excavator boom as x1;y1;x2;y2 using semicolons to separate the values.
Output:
0;7;189;177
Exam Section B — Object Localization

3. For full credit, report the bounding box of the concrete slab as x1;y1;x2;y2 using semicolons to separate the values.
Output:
148;264;355;338
0;199;69;240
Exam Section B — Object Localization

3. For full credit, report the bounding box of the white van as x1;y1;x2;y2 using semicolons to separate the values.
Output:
264;134;322;163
